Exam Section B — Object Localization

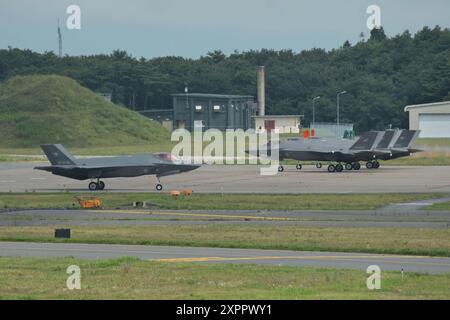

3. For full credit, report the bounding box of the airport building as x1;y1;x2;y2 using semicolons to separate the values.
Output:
172;93;257;131
404;101;450;137
253;115;302;133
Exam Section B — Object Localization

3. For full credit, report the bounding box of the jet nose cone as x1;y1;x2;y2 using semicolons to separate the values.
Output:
181;164;201;172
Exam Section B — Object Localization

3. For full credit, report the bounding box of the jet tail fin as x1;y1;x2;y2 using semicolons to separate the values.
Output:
349;131;380;151
375;130;397;149
40;144;76;165
392;130;420;149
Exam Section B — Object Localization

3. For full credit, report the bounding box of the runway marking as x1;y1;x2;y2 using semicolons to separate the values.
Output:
155;255;450;267
93;210;293;221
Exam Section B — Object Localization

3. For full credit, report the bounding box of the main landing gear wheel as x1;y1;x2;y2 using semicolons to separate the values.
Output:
156;184;163;191
278;165;284;172
345;163;353;171
296;164;302;170
373;160;380;169
335;163;344;172
89;182;98;191
352;162;361;170
88;180;105;191
366;161;374;169
327;164;336;173
316;163;322;169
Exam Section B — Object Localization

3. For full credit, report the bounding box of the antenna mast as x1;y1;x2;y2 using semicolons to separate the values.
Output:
57;19;62;57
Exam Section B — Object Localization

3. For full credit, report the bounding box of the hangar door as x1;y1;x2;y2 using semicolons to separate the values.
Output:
418;114;450;138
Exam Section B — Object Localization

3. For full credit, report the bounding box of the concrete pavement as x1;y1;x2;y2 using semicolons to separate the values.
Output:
1;163;450;193
0;241;449;274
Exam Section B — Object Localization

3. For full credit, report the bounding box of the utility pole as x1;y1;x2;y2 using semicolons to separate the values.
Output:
337;91;347;138
57;19;62;58
312;96;320;128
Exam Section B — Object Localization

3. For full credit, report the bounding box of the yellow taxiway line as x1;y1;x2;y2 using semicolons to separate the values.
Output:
93;209;293;221
155;255;450;267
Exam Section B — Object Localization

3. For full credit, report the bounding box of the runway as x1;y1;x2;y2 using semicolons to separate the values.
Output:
1;163;450;193
0;241;449;274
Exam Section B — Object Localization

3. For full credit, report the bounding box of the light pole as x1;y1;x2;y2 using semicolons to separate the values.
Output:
337;91;347;137
312;96;320;128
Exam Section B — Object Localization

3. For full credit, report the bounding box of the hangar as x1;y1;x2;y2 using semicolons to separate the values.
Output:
405;101;450;138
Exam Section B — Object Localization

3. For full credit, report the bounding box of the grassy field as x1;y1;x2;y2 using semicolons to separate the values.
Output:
0;192;446;211
416;138;450;147
428;201;450;211
1;225;449;257
0;256;449;299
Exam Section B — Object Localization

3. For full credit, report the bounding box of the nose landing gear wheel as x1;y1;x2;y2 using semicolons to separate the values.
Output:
335;163;344;172
316;163;322;169
345;163;353;171
278;165;284;172
296;164;302;170
89;182;98;191
156;184;163;191
327;164;336;173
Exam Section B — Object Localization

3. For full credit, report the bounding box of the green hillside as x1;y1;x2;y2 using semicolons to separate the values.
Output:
0;75;170;148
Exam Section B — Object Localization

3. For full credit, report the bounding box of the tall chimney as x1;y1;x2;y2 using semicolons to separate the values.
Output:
257;66;265;116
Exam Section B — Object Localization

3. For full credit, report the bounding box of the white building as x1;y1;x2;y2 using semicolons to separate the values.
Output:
253;115;302;134
404;101;450;138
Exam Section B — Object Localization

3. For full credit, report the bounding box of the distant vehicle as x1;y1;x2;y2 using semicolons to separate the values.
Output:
35;144;200;191
251;130;421;173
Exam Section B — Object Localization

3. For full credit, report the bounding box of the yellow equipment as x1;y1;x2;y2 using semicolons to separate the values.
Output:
76;196;102;209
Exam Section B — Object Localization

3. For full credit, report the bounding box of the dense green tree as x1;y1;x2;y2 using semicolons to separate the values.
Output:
0;26;449;133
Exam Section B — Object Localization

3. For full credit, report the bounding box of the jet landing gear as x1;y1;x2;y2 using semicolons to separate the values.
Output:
328;163;343;173
366;160;380;170
88;179;105;191
295;164;302;170
352;162;361;170
155;176;163;191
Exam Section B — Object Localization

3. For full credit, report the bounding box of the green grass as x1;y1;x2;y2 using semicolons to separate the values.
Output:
0;256;448;299
0;75;171;148
416;138;450;147
428;201;450;211
0;192;446;211
1;225;449;257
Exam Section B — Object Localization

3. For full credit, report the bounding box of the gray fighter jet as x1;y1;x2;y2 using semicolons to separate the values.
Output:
34;144;200;191
253;129;421;173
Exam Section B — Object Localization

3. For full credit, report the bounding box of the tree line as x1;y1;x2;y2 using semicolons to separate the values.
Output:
0;26;449;133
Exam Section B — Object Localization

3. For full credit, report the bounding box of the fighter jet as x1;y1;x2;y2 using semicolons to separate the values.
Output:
34;144;200;191
252;129;421;173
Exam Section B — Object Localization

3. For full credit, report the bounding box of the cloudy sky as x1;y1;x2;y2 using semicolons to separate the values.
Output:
1;0;449;58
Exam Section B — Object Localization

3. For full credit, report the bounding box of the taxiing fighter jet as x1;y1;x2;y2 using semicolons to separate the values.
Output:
252;129;421;173
34;144;200;191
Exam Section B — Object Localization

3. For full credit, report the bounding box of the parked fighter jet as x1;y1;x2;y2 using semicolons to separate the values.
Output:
34;144;200;190
252;129;421;173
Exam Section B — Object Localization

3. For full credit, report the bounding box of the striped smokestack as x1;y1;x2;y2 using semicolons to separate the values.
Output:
257;66;265;116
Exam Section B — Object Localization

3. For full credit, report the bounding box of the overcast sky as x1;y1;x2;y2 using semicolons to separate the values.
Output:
1;0;449;58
